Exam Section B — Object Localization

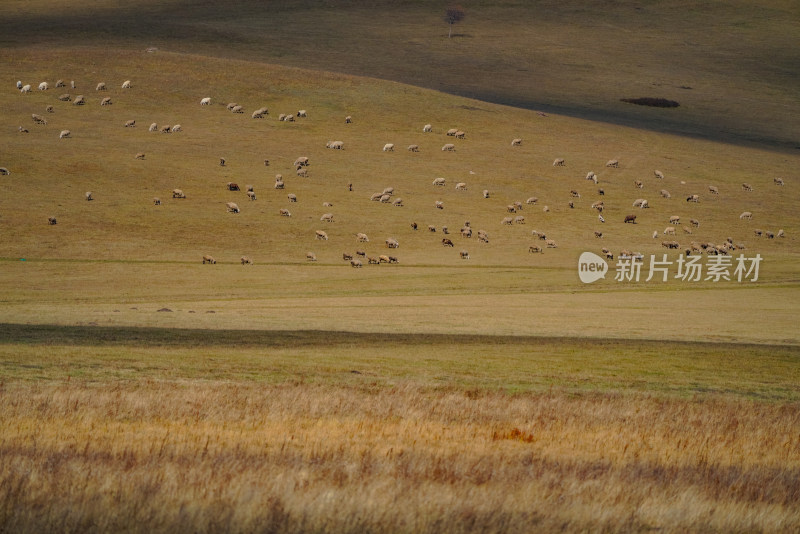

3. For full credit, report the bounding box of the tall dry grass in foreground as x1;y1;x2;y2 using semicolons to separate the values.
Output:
1;381;798;533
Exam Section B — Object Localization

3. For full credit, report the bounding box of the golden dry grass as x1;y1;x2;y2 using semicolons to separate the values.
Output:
1;382;799;533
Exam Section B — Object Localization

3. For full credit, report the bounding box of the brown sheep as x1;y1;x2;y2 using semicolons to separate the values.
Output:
172;189;185;198
227;182;240;191
48;216;57;225
442;238;454;247
553;158;565;166
624;214;637;223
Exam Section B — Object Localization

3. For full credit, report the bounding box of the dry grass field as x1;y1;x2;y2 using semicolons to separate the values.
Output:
1;1;800;532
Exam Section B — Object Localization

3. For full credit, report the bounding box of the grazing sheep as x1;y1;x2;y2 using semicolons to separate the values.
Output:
774;177;785;186
247;191;257;201
279;209;291;217
606;159;619;168
383;143;395;152
545;239;558;248
652;230;658;239
501;217;513;225
101;97;112;106
220;158;226;167
477;231;489;243
274;179;285;190
370;192;383;201
690;219;700;227
507;205;516;213
514;216;526;224
385;238;399;249
356;233;369;242
634;180;643;189
778;229;785;238
171;125;182;133
366;256;379;264
742;183;753;192
423;124;432;132
58;93;71;101
20;84;31;93
121;80;132;89
411;222;418;231
350;259;363;268
592;201;604;212
0;167;10;175
435;201;444;209
226;202;240;213
59;130;71;139
483;190;490;199
227;103;239;111
739;211;753;220
45;105;54;113
632;198;646;208
382;187;394;195
669;215;681;225
460;250;470;259
388;256;399;264
663;227;676;235
461;227;472;238
586;171;597;181
393;198;404;207
442;226;449;235
231;105;244;114
526;197;538;205
200;97;211;106
85;192;93;201
433;177;446;186
570;190;580;198
380;194;392;203
624;214;637;224
55;80;65;88
527;245;542;254
124;120;136;128
446;128;458;136
428;225;436;232
654;170;665;179
594;231;603;238
343;252;354;261
96;82;106;91
441;143;455;151
455;182;467;191
511;138;522;146
202;255;216;264
48;216;57;225
149;123;158;132
72;95;85;105
598;214;605;223
153;197;161;205
543;206;550;213
296;168;308;177
297;109;307;117
294;157;309;167
442;238;454;247
160;125;171;133
70;80;76;89
682;226;693;234
320;213;334;222
252;109;265;119
660;189;671;199
553;158;565;166
227;182;240;191
345;115;352;123
306;252;318;262
287;193;297;202
662;241;680;249
686;194;699;202
18;126;28;133
135;153;145;160
708;185;719;194
454;131;466;139
31;114;47;125
754;229;763;237
407;144;419;152
315;230;328;241
172;189;185;198
38;82;49;91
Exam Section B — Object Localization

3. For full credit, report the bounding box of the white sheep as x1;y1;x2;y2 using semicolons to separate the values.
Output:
297;110;307;117
20;84;31;93
294;157;309;167
320;213;334;222
433;177;446;186
455;182;467;191
134;153;145;160
483;190;490;199
435;201;444;209
279;208;291;217
357;233;369;242
553;158;565;166
200;97;211;105
153;197;161;205
654;170;665;179
226;202;240;213
739;211;753;220
385;238;399;249
100;97;112;106
85;192;93;201
511;138;522;146
31;113;47;125
383;143;395;152
306;252;317;261
660;189;671;199
501;217;513;225
407;144;419;152
708;185;719;194
172;189;186;198
171;124;182;133
38;81;49;91
247;191;257;201
72;95;85;105
96;82;106;91
669;215;680;225
124;120;136;127
287;193;297;202
122;80;132;89
663;227;676;235
0;167;10;175
315;230;328;240
446;128;458;136
423;124;432;132
149;123;158;132
59;130;71;139
58;94;71;101
606;159;619;168
441;143;455;151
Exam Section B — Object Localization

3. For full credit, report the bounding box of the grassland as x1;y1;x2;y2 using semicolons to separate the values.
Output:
1;2;799;531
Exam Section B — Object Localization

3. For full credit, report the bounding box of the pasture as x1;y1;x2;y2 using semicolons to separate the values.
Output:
1;1;800;530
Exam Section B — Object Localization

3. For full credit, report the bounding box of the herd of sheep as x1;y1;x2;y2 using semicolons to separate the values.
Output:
7;74;791;269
